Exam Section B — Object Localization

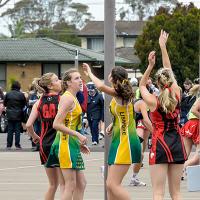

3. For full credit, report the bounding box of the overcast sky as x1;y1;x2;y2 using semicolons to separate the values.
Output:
74;0;200;20
0;0;199;35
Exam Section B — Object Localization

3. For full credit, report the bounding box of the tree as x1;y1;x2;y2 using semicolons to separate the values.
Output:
35;21;81;46
9;19;25;38
134;3;200;84
118;0;178;21
1;0;93;36
0;0;11;8
1;0;57;33
68;3;93;29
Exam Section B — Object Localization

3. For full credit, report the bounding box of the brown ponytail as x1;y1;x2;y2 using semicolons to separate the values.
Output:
111;66;134;103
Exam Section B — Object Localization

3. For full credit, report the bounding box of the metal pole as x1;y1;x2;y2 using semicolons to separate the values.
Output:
104;1;115;199
75;49;79;68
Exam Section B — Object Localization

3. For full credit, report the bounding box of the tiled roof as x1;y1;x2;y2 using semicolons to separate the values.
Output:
115;47;140;64
0;38;134;64
79;21;145;36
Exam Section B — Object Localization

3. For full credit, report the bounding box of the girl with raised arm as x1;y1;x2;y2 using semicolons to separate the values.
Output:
139;30;187;200
83;63;141;200
26;73;64;200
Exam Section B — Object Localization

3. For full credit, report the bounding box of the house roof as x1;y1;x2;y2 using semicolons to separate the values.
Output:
0;38;134;65
78;21;145;37
115;47;140;64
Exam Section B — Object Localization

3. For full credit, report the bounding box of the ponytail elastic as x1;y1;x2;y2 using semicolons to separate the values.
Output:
122;79;128;84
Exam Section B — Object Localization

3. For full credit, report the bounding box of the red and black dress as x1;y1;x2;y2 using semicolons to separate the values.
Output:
149;98;187;165
37;94;60;165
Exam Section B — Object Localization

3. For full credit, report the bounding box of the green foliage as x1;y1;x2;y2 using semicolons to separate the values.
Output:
68;3;93;29
35;21;81;46
7;76;17;91
118;0;177;20
1;0;92;36
134;3;200;84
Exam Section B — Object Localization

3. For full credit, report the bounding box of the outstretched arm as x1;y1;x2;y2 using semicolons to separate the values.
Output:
159;30;180;96
139;51;157;111
82;63;117;96
159;29;171;69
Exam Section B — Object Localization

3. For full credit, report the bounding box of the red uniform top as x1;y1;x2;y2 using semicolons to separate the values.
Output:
149;98;187;165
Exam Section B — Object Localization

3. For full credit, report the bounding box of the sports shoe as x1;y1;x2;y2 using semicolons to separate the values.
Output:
99;132;105;137
129;177;146;186
15;145;22;150
99;134;103;140
92;141;97;145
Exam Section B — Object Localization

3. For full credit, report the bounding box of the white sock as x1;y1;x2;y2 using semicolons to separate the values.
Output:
132;172;138;178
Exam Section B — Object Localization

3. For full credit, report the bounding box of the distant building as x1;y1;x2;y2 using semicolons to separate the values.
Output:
0;38;133;91
78;21;145;78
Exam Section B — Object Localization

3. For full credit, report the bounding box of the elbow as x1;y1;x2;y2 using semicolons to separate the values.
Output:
53;121;58;130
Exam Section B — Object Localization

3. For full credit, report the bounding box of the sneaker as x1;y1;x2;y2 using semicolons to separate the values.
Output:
99;134;103;140
6;147;11;150
92;141;97;145
129;177;146;186
99;132;105;137
15;145;22;150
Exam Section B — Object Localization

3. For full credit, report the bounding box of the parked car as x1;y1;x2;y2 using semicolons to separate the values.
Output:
0;101;7;133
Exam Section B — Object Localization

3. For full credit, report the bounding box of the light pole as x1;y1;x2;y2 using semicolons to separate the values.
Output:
104;0;115;199
75;49;79;69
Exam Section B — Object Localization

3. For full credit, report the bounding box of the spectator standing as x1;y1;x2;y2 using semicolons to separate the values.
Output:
180;81;197;126
0;87;5;116
27;85;41;151
183;78;193;97
86;82;104;145
4;81;26;149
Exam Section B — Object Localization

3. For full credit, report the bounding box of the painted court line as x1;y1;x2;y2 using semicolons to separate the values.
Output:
0;182;104;186
0;158;103;171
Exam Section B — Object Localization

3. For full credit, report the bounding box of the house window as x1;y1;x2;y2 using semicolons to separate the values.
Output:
42;64;59;76
124;38;135;47
61;64;73;77
87;38;104;52
0;64;6;89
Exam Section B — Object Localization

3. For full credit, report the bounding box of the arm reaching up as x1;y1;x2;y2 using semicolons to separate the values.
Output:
82;63;117;96
139;51;157;111
159;30;171;69
159;29;180;96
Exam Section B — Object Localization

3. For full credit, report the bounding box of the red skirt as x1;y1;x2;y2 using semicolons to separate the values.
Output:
181;119;200;144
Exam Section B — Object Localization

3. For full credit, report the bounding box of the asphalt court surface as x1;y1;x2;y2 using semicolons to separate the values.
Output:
0;152;199;200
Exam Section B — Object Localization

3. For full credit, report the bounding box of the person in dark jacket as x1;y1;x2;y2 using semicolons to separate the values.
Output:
4;81;26;149
86;82;104;145
27;85;41;151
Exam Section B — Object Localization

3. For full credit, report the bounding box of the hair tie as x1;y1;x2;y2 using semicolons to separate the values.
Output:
122;79;128;84
164;84;172;93
164;84;169;89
